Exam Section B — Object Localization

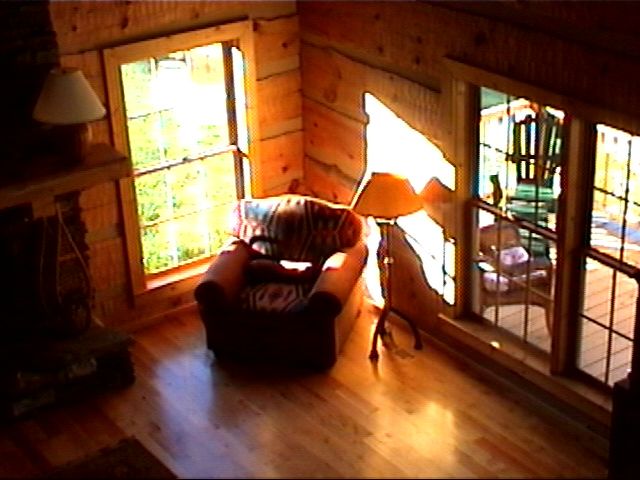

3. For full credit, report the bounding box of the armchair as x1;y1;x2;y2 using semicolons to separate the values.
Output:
194;195;368;370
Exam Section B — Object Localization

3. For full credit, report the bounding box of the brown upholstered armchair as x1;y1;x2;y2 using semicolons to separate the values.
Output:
194;195;368;370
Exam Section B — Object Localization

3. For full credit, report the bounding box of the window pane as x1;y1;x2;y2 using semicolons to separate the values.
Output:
610;332;633;385
121;60;154;117
175;212;209;263
473;208;554;352
204;151;237;205
127;114;162;170
583;258;614;325
141;224;173;274
207;202;236;253
157;109;186;162
585;123;639;386
577;319;609;384
592;124;640;268
232;46;249;154
136;152;238;272
120;40;243;276
578;320;633;386
135;170;169;225
476;88;562;352
122;46;232;168
579;256;636;386
171;162;205;218
478;88;564;234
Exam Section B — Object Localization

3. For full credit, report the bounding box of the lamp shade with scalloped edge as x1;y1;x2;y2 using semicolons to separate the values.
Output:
351;172;423;219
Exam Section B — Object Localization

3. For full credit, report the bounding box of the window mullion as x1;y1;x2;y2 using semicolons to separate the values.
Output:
551;117;596;374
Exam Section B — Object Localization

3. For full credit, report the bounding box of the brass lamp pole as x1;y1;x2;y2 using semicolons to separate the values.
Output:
351;172;424;360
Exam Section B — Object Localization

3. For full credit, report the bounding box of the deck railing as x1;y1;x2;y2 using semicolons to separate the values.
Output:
472;198;638;387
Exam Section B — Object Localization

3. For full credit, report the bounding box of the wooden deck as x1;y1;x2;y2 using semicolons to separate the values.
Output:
484;222;638;387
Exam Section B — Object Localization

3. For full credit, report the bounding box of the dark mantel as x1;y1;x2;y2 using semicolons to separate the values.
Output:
0;143;131;211
0;142;131;341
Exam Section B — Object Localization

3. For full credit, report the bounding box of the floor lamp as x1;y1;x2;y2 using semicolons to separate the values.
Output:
351;172;424;360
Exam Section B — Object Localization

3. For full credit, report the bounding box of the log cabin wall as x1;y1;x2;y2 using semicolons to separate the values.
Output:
298;0;640;331
45;1;302;330
9;0;640;333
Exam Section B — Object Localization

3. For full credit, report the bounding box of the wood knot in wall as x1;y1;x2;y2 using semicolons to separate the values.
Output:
323;86;337;103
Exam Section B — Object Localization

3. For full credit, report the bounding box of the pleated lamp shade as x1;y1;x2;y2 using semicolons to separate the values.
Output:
351;172;423;220
33;68;106;125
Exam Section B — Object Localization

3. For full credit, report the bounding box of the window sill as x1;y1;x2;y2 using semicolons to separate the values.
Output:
118;258;212;333
145;258;211;291
389;311;612;442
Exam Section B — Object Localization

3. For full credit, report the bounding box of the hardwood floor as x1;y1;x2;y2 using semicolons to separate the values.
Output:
0;301;609;479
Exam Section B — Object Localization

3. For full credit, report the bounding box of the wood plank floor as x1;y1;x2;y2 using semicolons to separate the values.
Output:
0;301;609;479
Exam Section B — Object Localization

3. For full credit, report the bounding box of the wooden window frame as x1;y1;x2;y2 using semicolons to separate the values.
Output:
445;57;639;389
102;20;259;298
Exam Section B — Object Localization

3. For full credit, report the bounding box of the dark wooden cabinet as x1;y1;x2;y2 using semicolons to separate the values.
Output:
609;377;640;479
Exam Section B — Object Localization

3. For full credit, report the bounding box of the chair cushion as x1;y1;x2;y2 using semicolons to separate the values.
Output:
229;194;362;262
498;245;529;271
482;272;510;293
246;259;320;284
240;282;312;313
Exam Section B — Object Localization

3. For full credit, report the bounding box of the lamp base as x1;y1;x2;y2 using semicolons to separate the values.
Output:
369;306;423;361
369;221;424;361
45;123;92;168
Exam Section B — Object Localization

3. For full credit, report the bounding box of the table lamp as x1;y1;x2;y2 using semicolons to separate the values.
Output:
33;67;106;166
351;172;424;360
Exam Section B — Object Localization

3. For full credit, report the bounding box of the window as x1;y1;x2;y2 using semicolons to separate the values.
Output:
475;88;563;352
581;125;639;385
470;82;637;388
104;21;257;293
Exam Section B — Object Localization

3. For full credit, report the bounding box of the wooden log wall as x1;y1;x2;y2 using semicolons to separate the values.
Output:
48;1;302;329
298;0;640;330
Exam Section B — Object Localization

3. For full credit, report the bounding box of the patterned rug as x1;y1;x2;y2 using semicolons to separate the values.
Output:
45;437;176;479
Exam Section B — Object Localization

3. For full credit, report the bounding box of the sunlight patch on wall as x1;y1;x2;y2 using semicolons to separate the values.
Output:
362;93;456;304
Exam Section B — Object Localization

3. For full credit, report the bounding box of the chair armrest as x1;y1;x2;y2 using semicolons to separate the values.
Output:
194;239;253;309
308;240;368;317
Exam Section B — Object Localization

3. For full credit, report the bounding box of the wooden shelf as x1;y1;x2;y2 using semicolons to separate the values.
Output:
0;143;131;211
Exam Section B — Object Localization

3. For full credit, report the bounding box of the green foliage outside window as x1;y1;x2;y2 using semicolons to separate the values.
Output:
121;43;244;275
127;115;162;170
135;171;169;224
141;225;173;272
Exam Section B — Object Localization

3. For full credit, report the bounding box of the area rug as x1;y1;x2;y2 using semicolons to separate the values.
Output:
45;437;177;479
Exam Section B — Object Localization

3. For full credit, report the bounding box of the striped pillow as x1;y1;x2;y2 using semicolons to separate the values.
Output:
229;195;362;262
240;282;311;313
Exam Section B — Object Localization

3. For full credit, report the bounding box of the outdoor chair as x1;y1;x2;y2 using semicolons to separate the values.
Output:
476;221;553;335
506;109;563;256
